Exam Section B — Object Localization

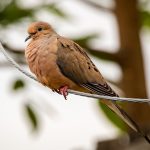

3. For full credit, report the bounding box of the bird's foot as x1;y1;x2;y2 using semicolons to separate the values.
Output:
59;85;69;100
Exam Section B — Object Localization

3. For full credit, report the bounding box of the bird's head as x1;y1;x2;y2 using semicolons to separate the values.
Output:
25;21;55;42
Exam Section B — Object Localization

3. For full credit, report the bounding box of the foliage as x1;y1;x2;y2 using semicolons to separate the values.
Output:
0;0;67;26
99;102;127;132
139;0;150;29
25;103;39;131
140;10;150;29
12;78;25;91
74;34;98;47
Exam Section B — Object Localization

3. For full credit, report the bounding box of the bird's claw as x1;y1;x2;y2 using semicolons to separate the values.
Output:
52;89;59;93
59;86;68;100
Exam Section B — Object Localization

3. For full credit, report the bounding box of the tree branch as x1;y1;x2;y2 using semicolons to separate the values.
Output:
1;43;26;65
86;48;120;62
96;135;150;150
74;37;120;63
78;0;114;13
2;43;24;55
0;61;26;67
2;41;120;63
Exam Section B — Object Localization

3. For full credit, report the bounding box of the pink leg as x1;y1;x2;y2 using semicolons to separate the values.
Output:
59;85;69;100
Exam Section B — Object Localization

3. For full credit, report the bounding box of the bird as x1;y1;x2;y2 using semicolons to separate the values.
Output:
25;21;150;143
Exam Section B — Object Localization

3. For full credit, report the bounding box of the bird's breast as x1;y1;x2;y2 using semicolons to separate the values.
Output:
25;37;79;90
25;39;57;85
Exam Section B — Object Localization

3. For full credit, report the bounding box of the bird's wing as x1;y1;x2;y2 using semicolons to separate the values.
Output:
56;36;118;97
56;36;150;143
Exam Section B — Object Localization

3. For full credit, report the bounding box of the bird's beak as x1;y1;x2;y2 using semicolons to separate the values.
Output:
25;35;31;42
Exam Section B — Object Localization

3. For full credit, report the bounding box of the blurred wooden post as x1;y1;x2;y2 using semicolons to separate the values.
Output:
96;0;150;149
115;0;150;132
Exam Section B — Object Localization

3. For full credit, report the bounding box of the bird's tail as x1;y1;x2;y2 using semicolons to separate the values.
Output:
101;100;150;144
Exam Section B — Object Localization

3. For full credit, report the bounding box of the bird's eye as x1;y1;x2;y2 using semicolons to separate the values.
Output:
38;27;42;31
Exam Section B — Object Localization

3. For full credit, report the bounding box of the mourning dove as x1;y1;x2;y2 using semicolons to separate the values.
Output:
25;21;150;143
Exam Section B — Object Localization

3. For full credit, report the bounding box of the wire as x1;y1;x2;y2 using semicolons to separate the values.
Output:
0;42;150;103
0;43;37;82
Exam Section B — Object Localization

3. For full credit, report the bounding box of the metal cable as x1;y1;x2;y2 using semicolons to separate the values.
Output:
0;42;150;103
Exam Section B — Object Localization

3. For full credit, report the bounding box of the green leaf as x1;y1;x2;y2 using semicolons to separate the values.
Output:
140;10;150;29
12;79;25;91
0;1;33;25
74;34;98;47
99;101;127;132
0;1;68;26
44;4;68;18
25;104;39;131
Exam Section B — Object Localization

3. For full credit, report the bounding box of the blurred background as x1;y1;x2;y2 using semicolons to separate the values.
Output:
0;0;150;149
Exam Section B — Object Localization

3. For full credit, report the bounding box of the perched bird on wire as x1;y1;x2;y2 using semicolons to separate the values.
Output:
25;21;150;143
